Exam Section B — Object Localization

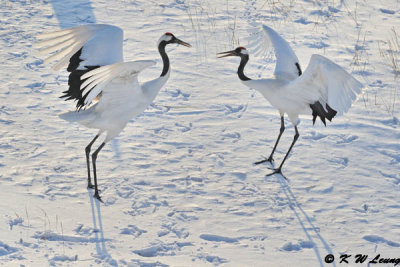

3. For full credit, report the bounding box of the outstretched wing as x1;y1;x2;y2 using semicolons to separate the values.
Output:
36;24;124;109
248;23;301;80
80;60;156;107
287;54;363;117
36;24;123;70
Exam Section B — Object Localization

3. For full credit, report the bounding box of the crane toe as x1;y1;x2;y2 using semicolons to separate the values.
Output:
266;167;288;180
87;182;95;189
254;156;274;165
94;192;103;203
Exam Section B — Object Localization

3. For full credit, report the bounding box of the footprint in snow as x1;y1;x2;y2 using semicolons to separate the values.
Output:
379;170;400;185
0;118;14;125
379;8;395;15
129;259;168;267
231;171;246;181
199;234;238;243
336;134;358;144
294;18;313;25
73;224;98;236
197;253;228;265
378;149;400;163
160;222;189;238
116;186;135;199
379;116;400;127
49;255;78;264
7;214;23;230
174;122;192;132
304;40;330;49
224;104;246;114
152;126;172;135
303;131;327;140
33;230;111;243
352;204;369;214
120;225;147;238
363;235;400;247
25;59;42;70
0;241;18;256
281;240;315;251
133;242;193;257
220;131;241;142
328;6;340;13
167;88;190;100
309;9;332;17
311;184;334;194
328;157;348;168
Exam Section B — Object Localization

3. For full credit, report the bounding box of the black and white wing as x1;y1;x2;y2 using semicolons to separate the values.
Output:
287;55;363;122
80;60;156;108
36;24;124;109
248;23;302;80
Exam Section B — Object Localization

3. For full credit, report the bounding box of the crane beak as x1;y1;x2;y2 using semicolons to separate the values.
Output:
217;50;236;58
175;38;192;48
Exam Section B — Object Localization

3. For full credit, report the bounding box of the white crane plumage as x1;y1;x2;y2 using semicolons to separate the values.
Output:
218;24;363;177
37;24;191;201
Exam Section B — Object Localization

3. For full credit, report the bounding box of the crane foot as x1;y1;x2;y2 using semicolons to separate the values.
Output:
94;191;103;203
266;167;287;180
254;156;274;165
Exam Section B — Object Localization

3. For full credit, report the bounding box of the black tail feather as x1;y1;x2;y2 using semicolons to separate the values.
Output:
310;102;337;126
325;104;337;121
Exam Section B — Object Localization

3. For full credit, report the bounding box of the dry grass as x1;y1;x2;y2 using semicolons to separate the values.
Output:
377;28;400;116
379;28;400;76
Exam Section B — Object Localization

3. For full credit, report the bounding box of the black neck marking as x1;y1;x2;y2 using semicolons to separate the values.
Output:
158;40;170;77
295;62;302;76
238;54;251;81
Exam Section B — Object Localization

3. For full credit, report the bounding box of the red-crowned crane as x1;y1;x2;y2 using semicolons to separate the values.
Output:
37;24;191;201
218;24;362;178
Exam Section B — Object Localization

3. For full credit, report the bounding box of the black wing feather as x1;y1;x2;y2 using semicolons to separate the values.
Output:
60;48;100;110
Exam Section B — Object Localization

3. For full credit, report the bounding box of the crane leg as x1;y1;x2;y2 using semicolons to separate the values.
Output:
255;116;285;165
85;134;99;189
92;142;106;202
267;126;299;178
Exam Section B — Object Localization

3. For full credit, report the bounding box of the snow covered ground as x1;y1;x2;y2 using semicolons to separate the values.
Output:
1;0;399;266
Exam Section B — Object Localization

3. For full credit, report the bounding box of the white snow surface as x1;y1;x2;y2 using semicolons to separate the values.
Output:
1;0;400;266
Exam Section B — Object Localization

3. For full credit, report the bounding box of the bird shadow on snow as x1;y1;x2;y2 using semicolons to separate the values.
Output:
49;0;96;29
275;175;336;267
88;191;116;264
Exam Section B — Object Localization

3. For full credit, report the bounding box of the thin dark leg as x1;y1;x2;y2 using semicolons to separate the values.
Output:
255;116;285;165
85;135;99;189
267;126;299;178
92;142;106;202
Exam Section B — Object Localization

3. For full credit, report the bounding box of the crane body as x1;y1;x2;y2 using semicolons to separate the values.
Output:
37;24;190;200
218;25;362;177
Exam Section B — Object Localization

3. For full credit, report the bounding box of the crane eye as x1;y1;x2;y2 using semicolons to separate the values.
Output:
236;46;246;53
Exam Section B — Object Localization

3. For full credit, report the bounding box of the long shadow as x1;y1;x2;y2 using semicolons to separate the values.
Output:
49;0;96;29
277;175;336;267
88;191;111;260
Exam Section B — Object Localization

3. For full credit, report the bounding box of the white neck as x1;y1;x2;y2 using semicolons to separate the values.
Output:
142;68;170;100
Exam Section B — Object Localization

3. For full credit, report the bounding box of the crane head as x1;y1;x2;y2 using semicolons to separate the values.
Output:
158;32;191;47
217;47;248;58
